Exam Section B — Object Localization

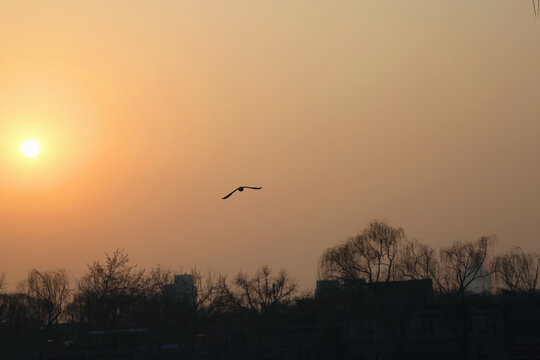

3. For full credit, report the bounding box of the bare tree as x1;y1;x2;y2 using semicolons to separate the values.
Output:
319;221;405;283
122;264;174;325
233;265;297;313
74;249;145;327
19;269;70;326
493;247;540;294
438;236;495;298
0;293;39;328
145;264;173;298
398;239;440;283
190;268;234;315
435;236;495;360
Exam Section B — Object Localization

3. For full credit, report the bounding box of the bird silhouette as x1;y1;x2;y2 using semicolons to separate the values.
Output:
222;186;262;199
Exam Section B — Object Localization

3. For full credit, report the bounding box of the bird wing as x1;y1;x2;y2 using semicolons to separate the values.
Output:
243;186;262;190
222;188;239;199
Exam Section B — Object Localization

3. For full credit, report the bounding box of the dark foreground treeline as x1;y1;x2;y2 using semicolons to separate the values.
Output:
1;220;539;360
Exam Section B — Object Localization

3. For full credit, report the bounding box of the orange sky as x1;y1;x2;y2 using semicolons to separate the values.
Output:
1;1;539;291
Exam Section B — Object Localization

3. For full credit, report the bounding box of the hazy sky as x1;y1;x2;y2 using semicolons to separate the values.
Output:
0;1;539;290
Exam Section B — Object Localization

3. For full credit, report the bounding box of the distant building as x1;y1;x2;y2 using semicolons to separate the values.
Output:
369;279;434;307
164;274;197;306
315;280;340;299
343;278;366;291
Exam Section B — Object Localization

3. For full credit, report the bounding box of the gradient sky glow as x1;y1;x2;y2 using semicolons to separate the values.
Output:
1;1;539;290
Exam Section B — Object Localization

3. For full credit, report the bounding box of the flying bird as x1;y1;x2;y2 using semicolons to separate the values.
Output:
222;186;262;199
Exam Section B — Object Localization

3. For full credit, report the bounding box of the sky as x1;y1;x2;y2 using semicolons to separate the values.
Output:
0;1;539;291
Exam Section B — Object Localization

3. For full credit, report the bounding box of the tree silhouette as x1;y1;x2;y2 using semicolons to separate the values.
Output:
438;236;494;297
233;265;297;313
73;249;145;328
397;239;440;283
319;220;405;284
493;247;540;294
190;268;235;316
19;269;70;326
145;264;174;296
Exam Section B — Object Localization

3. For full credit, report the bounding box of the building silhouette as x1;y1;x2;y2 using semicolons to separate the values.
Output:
163;274;197;307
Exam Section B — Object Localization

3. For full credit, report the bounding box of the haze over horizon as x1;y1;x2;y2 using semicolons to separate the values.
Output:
1;1;539;291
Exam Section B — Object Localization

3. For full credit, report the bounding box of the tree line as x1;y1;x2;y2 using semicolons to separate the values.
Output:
0;250;298;330
319;220;540;297
0;220;539;330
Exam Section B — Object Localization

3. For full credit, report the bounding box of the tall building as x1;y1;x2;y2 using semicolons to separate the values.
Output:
164;274;197;306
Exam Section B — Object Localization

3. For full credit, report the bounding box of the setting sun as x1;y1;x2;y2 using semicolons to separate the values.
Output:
21;139;40;158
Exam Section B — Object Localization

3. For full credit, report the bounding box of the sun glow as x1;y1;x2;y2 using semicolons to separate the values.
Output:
21;140;41;158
